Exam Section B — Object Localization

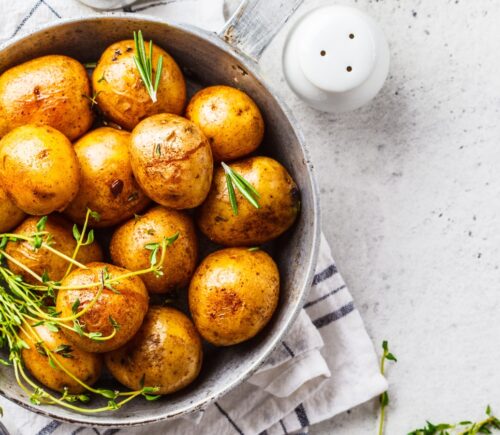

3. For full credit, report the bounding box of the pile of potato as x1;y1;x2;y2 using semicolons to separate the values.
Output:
0;38;300;397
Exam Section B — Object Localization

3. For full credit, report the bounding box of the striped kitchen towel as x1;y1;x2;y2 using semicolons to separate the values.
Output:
0;1;387;434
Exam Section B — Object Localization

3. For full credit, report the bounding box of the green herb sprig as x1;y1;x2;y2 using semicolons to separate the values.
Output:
378;340;397;435
133;30;163;103
221;162;260;216
0;208;172;413
408;406;500;435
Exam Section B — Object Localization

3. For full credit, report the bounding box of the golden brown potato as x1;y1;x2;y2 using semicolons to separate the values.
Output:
189;248;279;346
0;55;93;140
56;263;149;353
197;156;299;246
64;127;150;228
105;306;202;394
0;183;25;233
93;40;186;131
130;114;213;209
110;206;197;294
186;85;264;161
0;124;81;215
5;215;103;284
20;323;102;394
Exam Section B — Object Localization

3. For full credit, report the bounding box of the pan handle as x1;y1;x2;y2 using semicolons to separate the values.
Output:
219;0;303;61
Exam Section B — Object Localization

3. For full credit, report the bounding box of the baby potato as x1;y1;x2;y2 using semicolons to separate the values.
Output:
20;323;102;394
0;183;25;233
197;156;299;246
93;40;186;131
5;215;103;284
186;85;264;161
0;124;81;215
130;114;213;209
56;263;149;353
110;206;197;294
64;127;150;228
189;248;279;346
105;306;202;394
0;55;92;140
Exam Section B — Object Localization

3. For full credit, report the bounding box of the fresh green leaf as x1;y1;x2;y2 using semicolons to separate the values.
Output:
72;224;81;242
36;216;48;232
71;299;80;315
98;389;118;399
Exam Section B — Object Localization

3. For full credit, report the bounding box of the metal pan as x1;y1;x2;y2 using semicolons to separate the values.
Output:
0;0;320;426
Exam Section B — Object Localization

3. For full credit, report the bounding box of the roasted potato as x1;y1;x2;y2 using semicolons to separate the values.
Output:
186;85;264;161
110;206;197;294
0;183;25;233
56;263;149;353
5;215;103;284
105;306;202;394
197;156;299;246
0;55;93;140
93;40;186;131
0;124;81;215
20;323;102;394
188;248;279;346
64;127;150;227
130;114;213;209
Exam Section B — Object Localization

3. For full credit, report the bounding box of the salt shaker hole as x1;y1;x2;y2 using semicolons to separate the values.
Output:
320;50;326;56
349;33;355;39
346;66;352;72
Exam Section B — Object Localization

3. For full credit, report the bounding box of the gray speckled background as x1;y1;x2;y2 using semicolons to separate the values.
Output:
259;0;500;433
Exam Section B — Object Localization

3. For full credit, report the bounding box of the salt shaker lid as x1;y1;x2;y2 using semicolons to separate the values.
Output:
283;4;390;113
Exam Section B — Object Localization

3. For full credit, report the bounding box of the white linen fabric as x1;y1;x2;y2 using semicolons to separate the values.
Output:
0;1;387;434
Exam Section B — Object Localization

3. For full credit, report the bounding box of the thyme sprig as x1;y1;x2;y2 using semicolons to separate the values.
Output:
408;406;500;435
133;30;163;103
221;162;260;216
0;209;173;413
378;340;397;435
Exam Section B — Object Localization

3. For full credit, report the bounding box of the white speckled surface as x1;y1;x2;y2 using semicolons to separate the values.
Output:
258;0;500;433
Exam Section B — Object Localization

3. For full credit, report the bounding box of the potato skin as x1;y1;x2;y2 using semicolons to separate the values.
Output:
5;215;103;284
0;124;81;215
197;156;299;246
64;127;150;228
93;40;186;131
186;85;264;161
110;206;197;294
0;55;93;140
20;324;102;394
56;263;149;353
188;248;279;346
0;183;25;233
105;306;202;394
130;114;213;209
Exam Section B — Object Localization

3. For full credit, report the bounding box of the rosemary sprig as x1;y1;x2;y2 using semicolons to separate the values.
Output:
133;30;163;103
221;162;260;216
408;406;500;435
378;340;397;435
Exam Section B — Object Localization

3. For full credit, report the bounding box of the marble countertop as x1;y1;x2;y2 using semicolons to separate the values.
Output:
259;0;500;433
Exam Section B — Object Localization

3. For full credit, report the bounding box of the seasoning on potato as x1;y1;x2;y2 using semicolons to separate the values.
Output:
0;124;81;215
197;156;300;246
189;247;279;346
64;127;150;228
0;183;25;233
56;263;149;353
105;306;202;394
5;215;103;284
186;85;265;161
20;323;102;394
93;37;186;131
0;55;93;140
110;206;197;294
129;113;213;209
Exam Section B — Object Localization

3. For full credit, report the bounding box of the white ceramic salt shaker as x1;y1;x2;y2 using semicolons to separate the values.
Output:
282;4;390;113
